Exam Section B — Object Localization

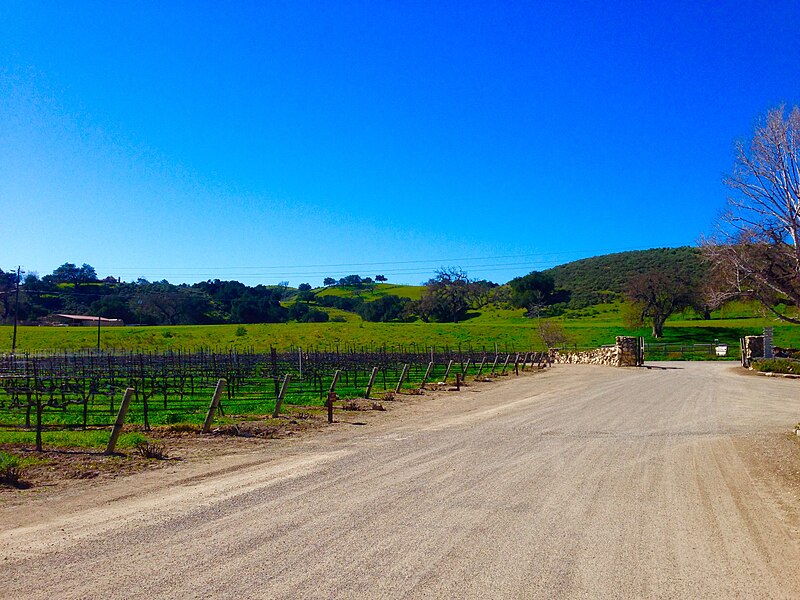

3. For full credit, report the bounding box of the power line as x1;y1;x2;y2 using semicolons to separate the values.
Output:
92;245;668;274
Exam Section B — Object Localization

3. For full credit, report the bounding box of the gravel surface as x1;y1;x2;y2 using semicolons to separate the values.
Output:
2;362;800;599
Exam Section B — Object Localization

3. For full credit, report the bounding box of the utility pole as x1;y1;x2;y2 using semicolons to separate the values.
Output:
11;266;20;356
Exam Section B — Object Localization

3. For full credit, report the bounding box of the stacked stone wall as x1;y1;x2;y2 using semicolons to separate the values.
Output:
742;335;765;367
550;336;640;367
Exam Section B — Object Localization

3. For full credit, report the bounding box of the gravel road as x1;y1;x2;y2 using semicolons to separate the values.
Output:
2;362;800;599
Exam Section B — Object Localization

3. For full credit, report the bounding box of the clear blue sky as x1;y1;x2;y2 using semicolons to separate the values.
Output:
1;1;798;286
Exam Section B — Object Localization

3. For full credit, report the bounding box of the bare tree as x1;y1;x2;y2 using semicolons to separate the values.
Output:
537;319;571;349
703;105;800;323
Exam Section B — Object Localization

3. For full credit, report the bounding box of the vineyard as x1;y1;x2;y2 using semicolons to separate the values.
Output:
0;346;549;451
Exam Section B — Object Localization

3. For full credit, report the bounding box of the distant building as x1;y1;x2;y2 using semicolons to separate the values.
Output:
48;314;125;327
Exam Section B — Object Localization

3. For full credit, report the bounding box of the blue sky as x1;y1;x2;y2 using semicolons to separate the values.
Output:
1;1;798;286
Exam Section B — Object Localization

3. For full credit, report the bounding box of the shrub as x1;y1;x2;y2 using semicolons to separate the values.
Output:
135;441;169;460
751;358;800;374
0;452;25;487
235;326;248;337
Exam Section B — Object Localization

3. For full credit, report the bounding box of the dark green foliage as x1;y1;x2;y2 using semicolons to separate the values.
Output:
357;295;410;322
296;290;316;302
90;296;137;323
417;269;472;323
298;283;312;292
0;268;18;321
508;271;567;314
545;247;705;308
230;289;289;324
317;295;364;312
50;262;97;285
304;308;329;323
288;302;329;322
192;279;247;313
338;274;363;287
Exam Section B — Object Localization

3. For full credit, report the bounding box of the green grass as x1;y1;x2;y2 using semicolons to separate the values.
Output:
2;300;797;354
0;429;149;449
750;358;800;374
315;283;425;301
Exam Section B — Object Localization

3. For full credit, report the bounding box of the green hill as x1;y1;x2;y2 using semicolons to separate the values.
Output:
543;247;704;306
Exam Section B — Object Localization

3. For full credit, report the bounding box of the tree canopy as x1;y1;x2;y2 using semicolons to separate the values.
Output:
703;105;800;324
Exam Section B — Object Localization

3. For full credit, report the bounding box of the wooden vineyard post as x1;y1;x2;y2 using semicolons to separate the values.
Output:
490;355;499;375
501;354;511;375
443;360;453;383
455;373;461;391
364;366;379;398
521;352;529;372
513;353;520;375
461;359;471;379
327;370;341;424
105;388;135;455
420;361;434;390
272;374;291;418
476;356;486;377
35;391;43;452
395;364;409;394
201;379;227;434
270;347;280;397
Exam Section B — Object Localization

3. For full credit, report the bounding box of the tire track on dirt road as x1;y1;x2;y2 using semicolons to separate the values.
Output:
1;363;800;599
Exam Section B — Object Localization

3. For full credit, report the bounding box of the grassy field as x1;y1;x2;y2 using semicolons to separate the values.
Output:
2;300;797;354
315;283;425;301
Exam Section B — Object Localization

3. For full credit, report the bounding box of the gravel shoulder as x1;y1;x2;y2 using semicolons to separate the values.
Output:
1;362;799;599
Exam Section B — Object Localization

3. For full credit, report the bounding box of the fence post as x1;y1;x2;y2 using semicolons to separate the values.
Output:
105;387;135;455
395;363;409;394
327;370;341;423
443;360;453;382
364;366;379;398
490;354;499;375
420;361;434;389
501;354;511;375
513;353;520;375
201;379;227;434
461;358;471;378
272;374;291;418
477;356;486;376
35;392;43;452
329;369;341;395
455;373;461;391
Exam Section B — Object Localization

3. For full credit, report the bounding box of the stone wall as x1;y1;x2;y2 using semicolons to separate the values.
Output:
550;336;640;367
742;335;764;367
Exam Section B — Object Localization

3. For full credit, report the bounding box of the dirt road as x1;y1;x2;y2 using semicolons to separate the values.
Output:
2;363;800;599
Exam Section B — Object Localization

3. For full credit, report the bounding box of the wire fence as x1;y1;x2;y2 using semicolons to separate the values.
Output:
0;348;548;434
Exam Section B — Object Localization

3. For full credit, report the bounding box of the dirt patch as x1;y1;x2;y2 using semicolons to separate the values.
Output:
734;431;800;532
0;370;548;503
0;406;340;499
